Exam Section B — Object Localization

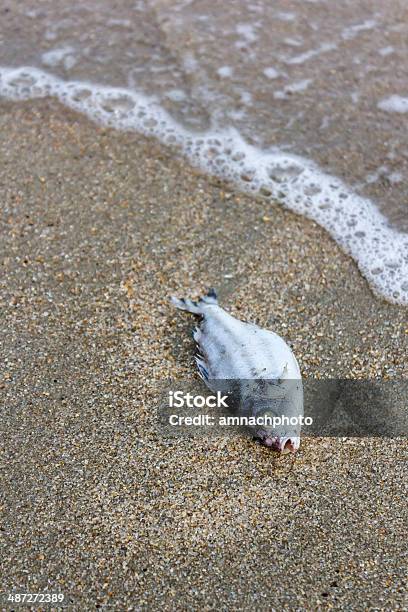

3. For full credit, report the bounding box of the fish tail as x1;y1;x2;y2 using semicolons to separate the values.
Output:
170;288;218;315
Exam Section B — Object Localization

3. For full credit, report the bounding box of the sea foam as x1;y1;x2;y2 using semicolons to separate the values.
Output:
378;95;408;114
0;66;407;305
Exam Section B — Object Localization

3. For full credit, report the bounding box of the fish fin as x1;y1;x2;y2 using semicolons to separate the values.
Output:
170;296;202;314
170;288;218;315
193;326;201;342
201;287;218;305
195;355;209;381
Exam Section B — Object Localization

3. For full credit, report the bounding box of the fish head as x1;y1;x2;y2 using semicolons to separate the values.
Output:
254;408;301;453
258;431;301;453
243;379;304;452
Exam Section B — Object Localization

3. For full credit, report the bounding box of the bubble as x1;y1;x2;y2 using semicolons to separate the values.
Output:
8;73;36;87
231;152;245;161
269;164;304;183
205;147;219;159
71;89;92;102
143;118;158;128
100;96;135;113
303;183;322;196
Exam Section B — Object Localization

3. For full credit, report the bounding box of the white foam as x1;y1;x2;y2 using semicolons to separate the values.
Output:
284;38;303;48
284;43;336;65
166;89;187;102
240;91;253;105
0;65;407;304
217;66;233;78
275;12;296;22
365;165;389;185
342;19;377;41
274;79;313;99
263;67;280;80
42;46;77;70
236;24;258;44
388;171;403;184
378;95;408;114
378;46;395;57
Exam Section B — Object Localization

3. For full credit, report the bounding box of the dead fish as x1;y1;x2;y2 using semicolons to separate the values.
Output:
171;289;303;452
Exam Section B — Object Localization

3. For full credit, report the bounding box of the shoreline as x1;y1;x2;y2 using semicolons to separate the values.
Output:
1;99;407;609
1;65;407;305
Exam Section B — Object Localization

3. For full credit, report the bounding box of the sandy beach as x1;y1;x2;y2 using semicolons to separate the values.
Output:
1;100;407;609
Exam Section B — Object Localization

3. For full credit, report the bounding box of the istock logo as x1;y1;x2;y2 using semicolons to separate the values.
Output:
168;390;230;409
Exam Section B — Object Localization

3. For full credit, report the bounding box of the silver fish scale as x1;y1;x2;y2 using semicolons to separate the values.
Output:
196;306;300;381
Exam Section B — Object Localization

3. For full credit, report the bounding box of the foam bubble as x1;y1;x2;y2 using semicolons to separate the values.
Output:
284;38;303;48
284;43;336;65
378;46;395;57
217;66;233;78
0;65;407;305
275;12;296;22
236;24;258;44
263;67;279;80
166;89;187;102
342;19;377;41
378;95;408;114
274;79;313;100
42;46;77;70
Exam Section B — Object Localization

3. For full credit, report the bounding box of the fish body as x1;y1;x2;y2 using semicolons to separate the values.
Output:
171;289;303;452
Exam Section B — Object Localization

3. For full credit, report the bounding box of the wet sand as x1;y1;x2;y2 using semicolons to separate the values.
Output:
1;100;407;609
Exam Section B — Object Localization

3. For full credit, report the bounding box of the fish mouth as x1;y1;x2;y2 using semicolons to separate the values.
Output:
260;435;300;453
